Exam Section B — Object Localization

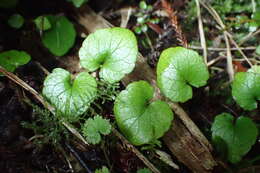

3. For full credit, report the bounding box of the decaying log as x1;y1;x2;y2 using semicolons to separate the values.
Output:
75;5;217;172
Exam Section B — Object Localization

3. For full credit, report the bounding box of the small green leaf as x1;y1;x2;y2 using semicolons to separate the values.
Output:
232;66;260;110
42;15;76;56
114;81;173;146
79;27;138;83
134;26;142;34
137;16;146;24
0;50;31;74
34;16;52;31
82;115;111;144
42;68;97;121
157;47;209;102
95;166;110;173
211;113;258;163
137;168;151;173
139;1;147;10
71;0;87;8
8;14;24;29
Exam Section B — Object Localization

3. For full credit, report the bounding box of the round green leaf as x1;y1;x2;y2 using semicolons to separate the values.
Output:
79;27;138;83
34;16;52;31
8;14;24;29
42;68;97;122
114;81;173;146
139;1;147;10
42;15;76;56
211;113;258;163
0;50;31;74
157;47;209;102
232;66;260;110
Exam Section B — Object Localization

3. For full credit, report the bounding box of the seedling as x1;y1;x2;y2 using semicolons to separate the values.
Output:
114;81;173;146
82;115;111;144
232;66;260;110
211;113;258;163
0;50;31;75
41;15;76;56
79;27;138;83
42;68;97;122
157;47;209;102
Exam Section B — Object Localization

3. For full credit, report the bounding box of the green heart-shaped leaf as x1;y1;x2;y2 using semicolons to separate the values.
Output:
0;50;31;74
79;27;138;83
157;47;209;102
42;68;97;122
211;113;258;163
42;15;76;56
232;66;260;110
114;81;173;146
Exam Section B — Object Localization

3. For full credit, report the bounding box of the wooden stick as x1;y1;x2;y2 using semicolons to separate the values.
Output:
112;128;161;173
195;0;208;64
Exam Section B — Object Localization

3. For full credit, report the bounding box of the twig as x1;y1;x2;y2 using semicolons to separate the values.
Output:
198;1;225;29
62;122;89;146
207;56;225;67
65;142;93;173
226;32;254;67
189;46;256;51
195;0;207;64
161;0;187;47
59;146;75;173
224;32;234;81
0;66;54;113
35;61;50;75
112;128;161;173
239;29;260;46
120;7;132;28
199;0;253;68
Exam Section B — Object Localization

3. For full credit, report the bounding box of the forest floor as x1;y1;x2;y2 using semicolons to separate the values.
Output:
0;0;260;173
